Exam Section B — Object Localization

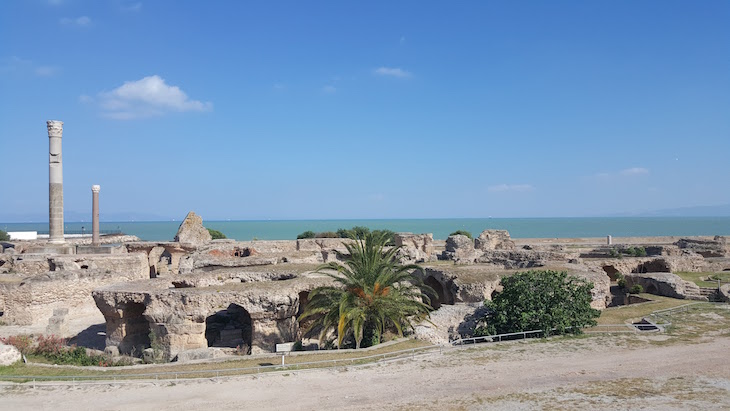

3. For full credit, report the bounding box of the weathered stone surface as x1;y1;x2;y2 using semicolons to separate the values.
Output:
413;303;485;345
394;233;434;263
675;237;727;258
174;347;226;362
475;230;515;251
0;253;148;325
624;272;704;300
174;211;212;246
442;235;478;264
476;250;550;269
719;284;730;303
0;343;22;366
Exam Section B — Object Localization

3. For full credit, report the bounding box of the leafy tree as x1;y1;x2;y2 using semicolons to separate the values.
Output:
297;230;316;239
476;270;600;337
449;230;473;239
0;230;10;241
315;231;339;238
337;226;371;239
299;231;434;349
206;228;227;240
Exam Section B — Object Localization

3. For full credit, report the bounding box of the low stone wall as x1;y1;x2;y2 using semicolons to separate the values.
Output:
0;253;148;326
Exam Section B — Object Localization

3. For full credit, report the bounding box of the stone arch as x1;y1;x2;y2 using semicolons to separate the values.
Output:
634;259;671;274
205;303;253;354
602;265;621;281
424;276;454;309
119;302;151;355
645;283;658;295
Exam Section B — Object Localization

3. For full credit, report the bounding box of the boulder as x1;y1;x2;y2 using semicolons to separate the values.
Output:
174;211;212;246
0;343;22;366
719;284;730;303
174;348;226;362
475;230;515;251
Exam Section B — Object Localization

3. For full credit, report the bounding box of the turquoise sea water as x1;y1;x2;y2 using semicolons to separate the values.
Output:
3;217;730;242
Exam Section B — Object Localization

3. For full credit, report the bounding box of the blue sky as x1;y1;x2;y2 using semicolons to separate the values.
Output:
1;1;729;222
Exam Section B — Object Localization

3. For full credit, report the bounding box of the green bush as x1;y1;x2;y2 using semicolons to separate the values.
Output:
315;231;339;238
623;246;647;257
629;284;644;294
206;228;227;240
0;334;33;355
297;230;316;239
0;230;9;241
617;278;627;289
449;230;473;239
475;270;600;337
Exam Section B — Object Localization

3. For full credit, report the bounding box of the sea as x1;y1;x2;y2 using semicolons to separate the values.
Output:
3;217;730;242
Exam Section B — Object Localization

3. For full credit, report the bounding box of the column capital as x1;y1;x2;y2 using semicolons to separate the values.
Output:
91;185;101;193
47;120;64;138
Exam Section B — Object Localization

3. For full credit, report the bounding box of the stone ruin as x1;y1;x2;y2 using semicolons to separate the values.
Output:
3;207;729;360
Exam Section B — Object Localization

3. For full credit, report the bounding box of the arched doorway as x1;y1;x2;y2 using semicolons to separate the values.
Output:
205;304;253;354
425;276;454;309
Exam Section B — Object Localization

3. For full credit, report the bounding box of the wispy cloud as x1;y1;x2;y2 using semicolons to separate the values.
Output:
373;67;412;78
619;167;649;176
399;36;406;45
60;16;92;26
488;184;534;193
121;2;142;12
322;85;337;94
593;167;650;180
1;56;59;77
92;75;212;120
273;83;286;91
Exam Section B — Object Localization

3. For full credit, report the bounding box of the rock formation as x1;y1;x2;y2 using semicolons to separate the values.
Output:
475;230;515;251
174;211;212;246
0;343;22;366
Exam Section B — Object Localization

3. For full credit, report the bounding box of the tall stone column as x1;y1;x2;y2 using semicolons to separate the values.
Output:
47;120;65;244
92;185;100;246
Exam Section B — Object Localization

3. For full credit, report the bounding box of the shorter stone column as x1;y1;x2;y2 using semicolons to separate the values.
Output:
92;185;100;246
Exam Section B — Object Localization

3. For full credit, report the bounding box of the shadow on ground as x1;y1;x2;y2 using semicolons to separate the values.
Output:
67;323;106;350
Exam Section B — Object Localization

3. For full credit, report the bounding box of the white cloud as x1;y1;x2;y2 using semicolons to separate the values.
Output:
95;75;212;120
60;16;92;26
121;2;142;12
488;184;534;193
273;83;286;91
322;85;337;94
592;167;650;180
619;167;649;176
373;67;412;78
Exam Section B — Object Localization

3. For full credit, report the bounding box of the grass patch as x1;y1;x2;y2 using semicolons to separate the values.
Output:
0;338;431;382
595;294;692;325
675;271;730;287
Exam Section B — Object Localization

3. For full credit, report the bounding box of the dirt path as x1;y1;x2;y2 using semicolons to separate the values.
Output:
2;335;729;410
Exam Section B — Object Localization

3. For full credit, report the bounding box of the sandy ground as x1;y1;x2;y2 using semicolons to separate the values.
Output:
2;334;729;410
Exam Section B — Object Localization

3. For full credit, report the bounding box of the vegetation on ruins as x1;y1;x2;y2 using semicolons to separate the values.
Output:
299;231;433;349
296;226;396;245
608;246;647;258
449;230;473;239
0;334;128;367
475;270;600;337
206;228;227;240
0;229;10;241
629;284;644;294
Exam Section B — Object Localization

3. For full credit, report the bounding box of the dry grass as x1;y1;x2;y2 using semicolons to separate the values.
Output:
675;271;730;287
595;294;693;325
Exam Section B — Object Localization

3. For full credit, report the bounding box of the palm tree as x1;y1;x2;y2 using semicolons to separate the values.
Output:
299;231;434;349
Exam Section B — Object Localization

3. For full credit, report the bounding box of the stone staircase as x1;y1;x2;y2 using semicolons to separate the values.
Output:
699;287;722;302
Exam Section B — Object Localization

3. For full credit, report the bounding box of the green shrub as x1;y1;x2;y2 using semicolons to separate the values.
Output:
629;284;644;294
622;246;647;257
475;270;600;337
315;231;339;238
206;228;227;240
0;230;9;241
608;248;619;258
337;226;371;239
617;278;627;289
297;230;316;239
449;230;473;239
